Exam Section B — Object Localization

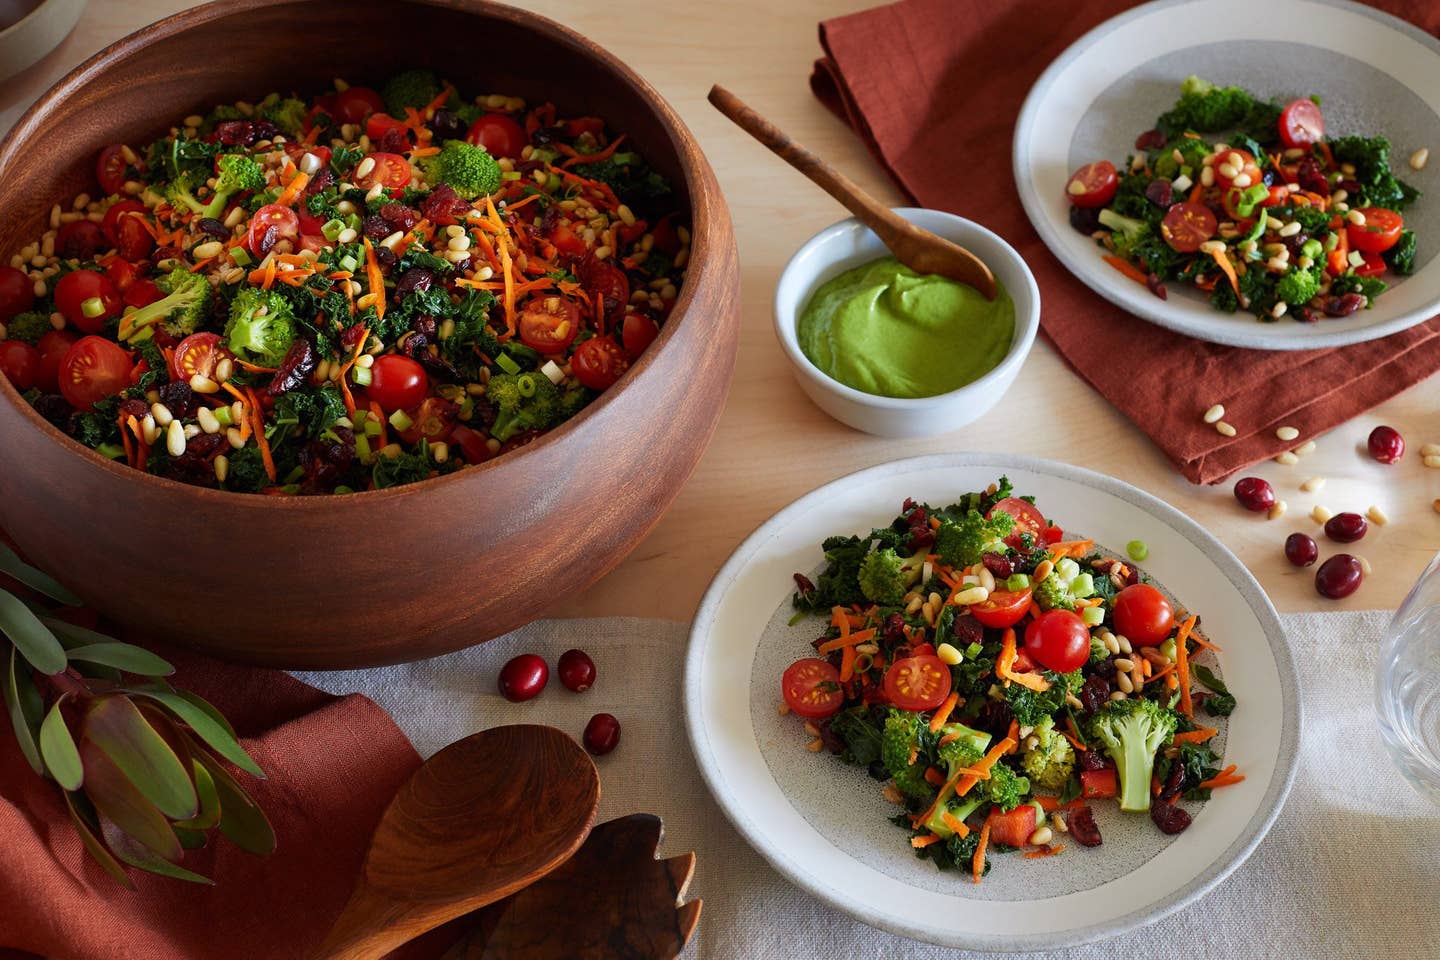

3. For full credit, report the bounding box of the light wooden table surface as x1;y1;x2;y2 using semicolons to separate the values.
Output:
6;0;1439;619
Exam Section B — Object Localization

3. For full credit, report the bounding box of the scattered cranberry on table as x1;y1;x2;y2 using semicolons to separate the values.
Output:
582;713;621;755
1315;554;1364;599
1367;425;1405;464
1233;476;1275;513
1324;512;1368;543
557;648;597;693
1284;533;1318;567
498;653;549;702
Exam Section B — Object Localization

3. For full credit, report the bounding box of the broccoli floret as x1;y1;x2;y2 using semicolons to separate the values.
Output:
225;287;298;367
1385;229;1417;275
1276;263;1323;306
1033;558;1095;612
982;761;1031;812
1020;716;1076;792
933;509;1014;568
557;385;591;421
486;370;560;442
1156;76;1269;137
935;723;992;777
120;267;210;341
1033;575;1077;612
3;311;51;344
382;69;443;116
1089;634;1110;663
880;709;932;800
261;97;308;136
167;154;266;220
1088;698;1178;812
418;140;501;200
856;544;930;605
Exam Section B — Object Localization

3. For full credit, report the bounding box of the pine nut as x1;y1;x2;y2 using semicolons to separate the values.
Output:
1311;505;1333;524
1200;165;1216;187
1117;635;1132;654
1217;162;1239;179
1356;555;1371;576
978;567;996;592
1113;658;1135;672
805;738;824;753
1294;440;1316;456
905;595;923;615
1103;633;1120;655
921;601;935;624
954;586;989;606
1301;476;1326;493
226;427;245;449
1052;814;1069;834
192;240;223;260
1109;690;1128;701
1028;826;1053;846
882;784;904;804
1366;505;1389;526
1034;560;1054;582
1117;672;1135;694
1274;452;1299;465
1346;209;1367;226
1268;499;1287;520
928;591;943;608
1275;425;1299;441
1203;403;1225;424
937;642;962;665
777;702;790;716
165;419;185;456
140;415;159;445
190;373;219;394
1411;148;1429;170
803;721;819;737
214;454;229;483
355;156;376;179
1422;443;1440;457
1425;456;1440;469
151;402;173;426
1216;421;1237;437
214;357;233;383
197;407;220;434
1271;301;1288;319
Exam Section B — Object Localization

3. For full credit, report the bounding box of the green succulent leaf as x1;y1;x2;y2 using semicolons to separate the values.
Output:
3;646;43;775
80;738;183;862
64;791;132;887
0;544;81;606
133;689;263;778
173;760;221;831
0;591;67;675
175;826;208;850
66;643;175;677
38;615;116;649
98;812;213;885
40;698;83;790
199;752;276;856
81;695;198;821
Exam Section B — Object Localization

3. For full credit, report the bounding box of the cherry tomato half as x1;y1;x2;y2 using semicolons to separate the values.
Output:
170;332;231;383
781;658;844;719
1024;609;1091;673
0;340;42;390
102;200;147;248
55;220;106;261
546;221;588;259
621;312;660;358
332;86;385;124
517;295;581;354
0;265;35;322
464;113;526;159
1111;583;1175;647
367;354;429;412
365;112;409;143
35;330;77;393
969;587;1034;630
95;144;130;196
123;279;162;309
988;496;1046;548
248;204;300;256
1065;160;1119;208
578;258;629;329
1278;98;1325;150
54;270;121;334
883;654;952;712
355;152;411;191
570;336;629;391
59;336;131;410
1161;201;1218;253
449;423;490;464
396;396;457;445
1346;207;1404;254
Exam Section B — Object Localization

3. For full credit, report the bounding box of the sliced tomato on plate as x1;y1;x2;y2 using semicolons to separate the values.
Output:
781;658;844;719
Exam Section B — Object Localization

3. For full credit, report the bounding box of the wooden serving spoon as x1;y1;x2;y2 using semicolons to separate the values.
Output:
708;84;997;299
310;725;600;960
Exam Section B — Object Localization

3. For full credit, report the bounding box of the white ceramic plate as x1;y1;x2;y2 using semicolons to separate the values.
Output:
1014;0;1440;350
685;454;1300;951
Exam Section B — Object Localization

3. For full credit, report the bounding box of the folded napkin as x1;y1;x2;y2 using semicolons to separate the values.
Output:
0;585;430;960
811;0;1440;484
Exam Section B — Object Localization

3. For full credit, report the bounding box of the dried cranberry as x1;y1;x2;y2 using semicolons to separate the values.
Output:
1079;674;1111;714
902;497;919;513
373;246;397;272
1295;156;1329;195
1069;204;1102;235
340;323;368;349
151;244;185;265
1134;129;1166;151
249;119;280;143
908;526;935;551
298;426;355;494
1078;748;1109;772
981;552;1014;580
1146;273;1168;300
1336;178;1361;195
1151;799;1192;834
1159;757;1186;802
304;168;335;196
1284;532;1318;567
882;613;907;645
362;216;390;241
1068;805;1103;847
948;613;984;650
428;108;466;142
1315;554;1363;599
118;397;148;418
1323;512;1367;543
1280;231;1310;259
196;217;229;241
1294;306;1317;323
266;338;316;396
1091;657;1118;681
792;572;816;596
497;428;543;455
162;433;226;486
213;120;255;146
394;266;436;304
380;203;418;232
1324;293;1366;317
1125;564;1141;586
421;184;468;226
158;380;198;417
35;393;70;425
974;700;1013;742
1233;477;1275;513
1367;425;1404;464
1144;178;1173;207
379;127;411;154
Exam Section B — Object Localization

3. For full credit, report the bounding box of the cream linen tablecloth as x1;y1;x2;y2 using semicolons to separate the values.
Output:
295;612;1439;959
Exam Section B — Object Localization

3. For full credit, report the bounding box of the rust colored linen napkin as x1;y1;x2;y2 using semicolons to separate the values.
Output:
0;590;435;960
811;0;1440;483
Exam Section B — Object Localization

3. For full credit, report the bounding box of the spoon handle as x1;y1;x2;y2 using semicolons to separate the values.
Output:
707;85;908;242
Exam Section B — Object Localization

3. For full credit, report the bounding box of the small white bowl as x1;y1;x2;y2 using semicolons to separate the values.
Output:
773;208;1040;437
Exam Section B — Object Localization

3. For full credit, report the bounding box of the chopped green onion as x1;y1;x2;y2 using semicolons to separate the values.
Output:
231;247;252;267
964;641;983;659
1071;573;1095;599
1081;606;1105;627
95;443;125;460
351;365;373;387
1005;573;1030;592
1126;540;1148;562
516;373;537;398
339;254;359;273
354;433;373;462
1160;637;1177;663
1324;232;1340;252
334;485;353;494
213;406;234;427
501;171;522;181
284;465;305;484
1348;250;1365;268
388;409;414;431
363;415;382;437
80;296;107;319
280;484;301;495
1300;239;1323;260
495;353;521;375
321;218;346;242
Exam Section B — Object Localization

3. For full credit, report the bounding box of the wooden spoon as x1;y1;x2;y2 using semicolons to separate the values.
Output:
708;84;997;299
310;725;600;960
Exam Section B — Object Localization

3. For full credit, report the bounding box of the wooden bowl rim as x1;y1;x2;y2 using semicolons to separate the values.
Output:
0;0;727;511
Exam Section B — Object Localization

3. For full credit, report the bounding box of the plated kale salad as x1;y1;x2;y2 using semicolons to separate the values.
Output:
780;478;1240;880
1065;76;1421;322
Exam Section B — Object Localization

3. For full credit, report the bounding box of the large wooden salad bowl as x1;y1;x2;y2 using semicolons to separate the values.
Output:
0;0;739;667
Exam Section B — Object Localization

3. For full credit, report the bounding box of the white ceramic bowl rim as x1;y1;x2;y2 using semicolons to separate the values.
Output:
772;208;1041;409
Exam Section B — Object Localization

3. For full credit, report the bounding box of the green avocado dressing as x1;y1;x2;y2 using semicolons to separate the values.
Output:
797;257;1014;399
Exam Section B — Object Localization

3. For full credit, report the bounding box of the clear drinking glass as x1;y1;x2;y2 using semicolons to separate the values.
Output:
1377;549;1440;805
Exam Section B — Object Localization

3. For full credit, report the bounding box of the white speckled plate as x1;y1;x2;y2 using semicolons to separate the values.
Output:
1014;0;1440;350
684;454;1300;951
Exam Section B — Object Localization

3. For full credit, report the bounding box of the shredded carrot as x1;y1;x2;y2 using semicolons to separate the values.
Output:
924;767;945;787
816;628;875;655
1102;254;1150;287
245;388;275;483
260;258;278;290
1174;614;1198;716
1189;631;1224;654
914;737;1015;828
1173;727;1218;745
1188;179;1206;202
189;256;218;273
928;693;959;732
1065;714;1087;749
1023;845;1065;859
911;833;944;849
1061;732;1087;752
1318;141;1336;170
274;170;310;208
972;822;990;884
1047;540;1094;559
409;145;441;159
1035;796;1085;813
1144;663;1175;686
997;627;1051;692
839;645;857;683
1209;247;1240;296
940;812;970;838
235;359;279;374
1199;773;1246;790
363;238;386;323
560;133;627;169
